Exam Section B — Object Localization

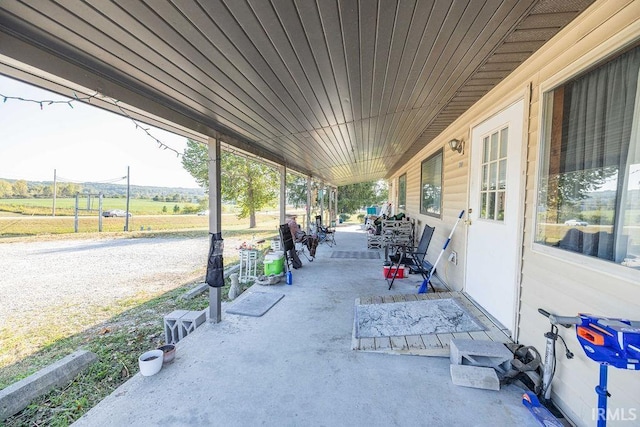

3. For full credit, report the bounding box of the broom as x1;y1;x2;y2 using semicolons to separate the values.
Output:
418;210;465;293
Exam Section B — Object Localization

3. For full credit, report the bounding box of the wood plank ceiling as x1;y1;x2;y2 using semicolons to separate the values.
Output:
0;0;594;186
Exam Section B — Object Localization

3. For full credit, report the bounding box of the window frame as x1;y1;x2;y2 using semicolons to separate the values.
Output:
531;44;640;281
397;174;406;212
419;149;443;218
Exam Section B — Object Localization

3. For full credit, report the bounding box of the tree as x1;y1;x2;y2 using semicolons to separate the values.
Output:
182;139;279;228
286;174;308;208
59;183;81;197
0;180;12;198
181;139;209;188
541;167;618;223
12;180;29;197
337;181;387;214
41;185;53;197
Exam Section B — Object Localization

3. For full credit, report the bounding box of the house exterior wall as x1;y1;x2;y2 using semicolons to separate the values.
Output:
390;1;640;426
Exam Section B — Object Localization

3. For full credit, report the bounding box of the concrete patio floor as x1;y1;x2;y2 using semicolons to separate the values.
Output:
74;225;540;427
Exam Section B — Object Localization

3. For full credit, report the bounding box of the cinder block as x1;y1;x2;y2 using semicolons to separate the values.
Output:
450;339;512;371
178;310;207;340
450;364;500;391
164;310;189;344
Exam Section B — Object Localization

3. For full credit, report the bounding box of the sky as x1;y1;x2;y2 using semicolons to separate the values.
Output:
0;75;200;188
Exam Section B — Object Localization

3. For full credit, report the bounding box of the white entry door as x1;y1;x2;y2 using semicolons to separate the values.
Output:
465;100;525;335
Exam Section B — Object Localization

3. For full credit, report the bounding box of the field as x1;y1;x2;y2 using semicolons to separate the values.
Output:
0;197;287;237
0;197;204;216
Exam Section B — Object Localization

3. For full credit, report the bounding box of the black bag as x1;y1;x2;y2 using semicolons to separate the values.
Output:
205;232;225;287
289;248;303;269
307;236;318;257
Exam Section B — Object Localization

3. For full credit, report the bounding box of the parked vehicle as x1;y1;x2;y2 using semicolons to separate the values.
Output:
197;210;210;216
564;219;588;226
102;209;131;217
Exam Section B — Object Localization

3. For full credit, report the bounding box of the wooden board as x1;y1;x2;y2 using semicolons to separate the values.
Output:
353;291;511;356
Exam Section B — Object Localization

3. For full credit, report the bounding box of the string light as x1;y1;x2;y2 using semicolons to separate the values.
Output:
0;91;183;157
0;92;99;109
2;89;310;176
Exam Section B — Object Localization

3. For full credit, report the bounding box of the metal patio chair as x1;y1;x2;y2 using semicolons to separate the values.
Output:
386;224;435;290
314;215;336;247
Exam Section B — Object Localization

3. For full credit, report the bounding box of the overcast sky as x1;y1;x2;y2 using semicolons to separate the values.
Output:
0;75;200;188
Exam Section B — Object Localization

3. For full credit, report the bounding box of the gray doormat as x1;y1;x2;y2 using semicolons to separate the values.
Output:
226;292;284;317
355;298;485;338
330;251;380;259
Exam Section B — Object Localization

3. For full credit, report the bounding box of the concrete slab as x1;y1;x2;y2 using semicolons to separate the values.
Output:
72;226;540;427
1;350;97;420
225;292;284;317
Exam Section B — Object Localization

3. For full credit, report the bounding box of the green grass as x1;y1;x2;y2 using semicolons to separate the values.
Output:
0;197;203;216
0;281;213;426
0;215;210;236
0;208;284;237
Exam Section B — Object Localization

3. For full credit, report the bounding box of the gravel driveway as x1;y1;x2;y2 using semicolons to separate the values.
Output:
0;236;210;333
0;237;208;328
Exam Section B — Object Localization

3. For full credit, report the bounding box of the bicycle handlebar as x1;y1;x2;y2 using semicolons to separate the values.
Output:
538;308;582;328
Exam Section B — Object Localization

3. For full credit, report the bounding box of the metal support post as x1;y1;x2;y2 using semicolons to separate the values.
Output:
208;137;222;323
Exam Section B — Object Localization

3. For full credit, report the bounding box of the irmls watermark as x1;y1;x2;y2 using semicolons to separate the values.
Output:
592;408;637;422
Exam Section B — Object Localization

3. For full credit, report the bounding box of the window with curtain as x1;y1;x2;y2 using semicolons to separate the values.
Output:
535;45;640;269
398;174;406;212
420;150;442;217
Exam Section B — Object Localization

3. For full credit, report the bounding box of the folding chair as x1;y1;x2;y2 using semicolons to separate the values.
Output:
279;224;312;271
279;223;302;270
314;215;336;247
296;233;315;261
386;224;435;290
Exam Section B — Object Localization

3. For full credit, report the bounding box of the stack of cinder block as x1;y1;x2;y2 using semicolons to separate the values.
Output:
449;339;513;391
164;309;207;344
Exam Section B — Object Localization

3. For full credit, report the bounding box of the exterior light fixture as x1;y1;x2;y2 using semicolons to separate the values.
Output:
448;138;463;153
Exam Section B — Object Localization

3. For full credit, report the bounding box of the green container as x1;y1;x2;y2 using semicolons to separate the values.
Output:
264;254;284;275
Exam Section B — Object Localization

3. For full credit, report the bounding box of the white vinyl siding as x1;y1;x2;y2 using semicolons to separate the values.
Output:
388;1;640;425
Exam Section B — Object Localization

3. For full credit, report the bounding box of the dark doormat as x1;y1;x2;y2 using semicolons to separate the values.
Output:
330;251;380;259
226;292;285;317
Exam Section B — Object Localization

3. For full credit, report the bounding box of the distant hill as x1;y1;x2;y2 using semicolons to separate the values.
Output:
0;177;205;199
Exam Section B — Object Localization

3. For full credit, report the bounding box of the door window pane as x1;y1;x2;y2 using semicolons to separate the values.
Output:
500;128;509;158
479;126;508;221
498;159;507;190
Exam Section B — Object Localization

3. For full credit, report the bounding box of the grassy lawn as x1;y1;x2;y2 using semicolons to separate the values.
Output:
0;278;214;426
